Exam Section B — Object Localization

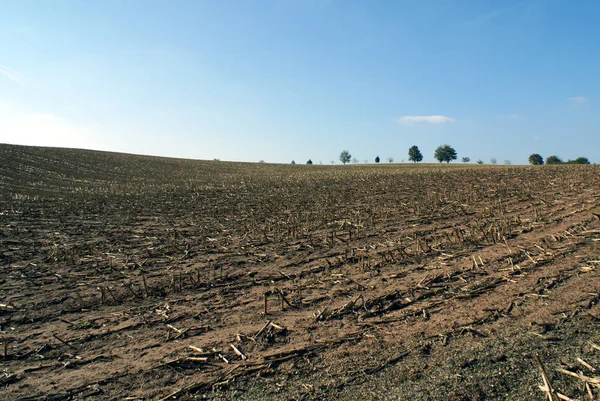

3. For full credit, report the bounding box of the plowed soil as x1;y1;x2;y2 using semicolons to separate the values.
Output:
2;143;600;400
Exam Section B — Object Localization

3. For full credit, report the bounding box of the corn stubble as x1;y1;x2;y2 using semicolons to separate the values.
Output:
1;144;600;400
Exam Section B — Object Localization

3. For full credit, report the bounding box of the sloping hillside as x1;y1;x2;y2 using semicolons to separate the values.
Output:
2;143;600;400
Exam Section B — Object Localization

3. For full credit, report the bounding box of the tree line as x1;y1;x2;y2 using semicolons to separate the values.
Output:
290;147;591;165
528;154;590;165
335;145;458;165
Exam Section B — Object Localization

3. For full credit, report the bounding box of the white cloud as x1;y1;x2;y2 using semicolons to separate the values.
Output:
0;108;104;150
397;115;455;124
569;96;588;104
508;114;524;120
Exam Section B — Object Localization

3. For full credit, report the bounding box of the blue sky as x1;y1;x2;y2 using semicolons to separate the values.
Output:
1;0;599;164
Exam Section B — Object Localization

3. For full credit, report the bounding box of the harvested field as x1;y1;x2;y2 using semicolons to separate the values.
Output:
2;143;600;400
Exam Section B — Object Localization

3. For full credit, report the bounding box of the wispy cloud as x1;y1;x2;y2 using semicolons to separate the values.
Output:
568;96;589;110
508;114;524;120
467;2;527;26
0;64;29;87
569;96;588;104
397;115;455;125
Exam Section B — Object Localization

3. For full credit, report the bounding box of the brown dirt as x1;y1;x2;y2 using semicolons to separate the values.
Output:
2;143;600;400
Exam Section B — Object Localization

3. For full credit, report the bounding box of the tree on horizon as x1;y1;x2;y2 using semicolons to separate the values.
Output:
546;155;562;165
339;150;351;164
408;145;423;163
566;157;590;164
434;145;457;163
528;154;544;165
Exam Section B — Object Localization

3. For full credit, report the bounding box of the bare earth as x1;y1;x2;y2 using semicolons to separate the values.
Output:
2;144;600;400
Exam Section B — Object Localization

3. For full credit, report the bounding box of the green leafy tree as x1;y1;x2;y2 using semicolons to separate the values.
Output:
291;160;296;164
434;145;458;163
375;156;380;163
490;158;497;165
566;157;590;164
528;154;544;165
339;150;351;164
461;157;470;163
306;159;313;165
546;155;562;165
408;146;423;163
576;157;590;164
388;157;394;163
